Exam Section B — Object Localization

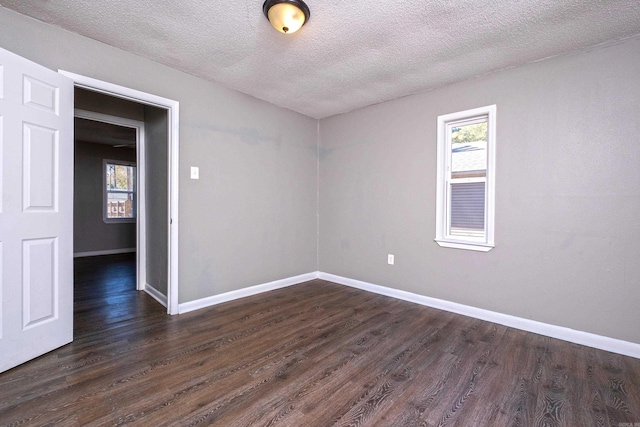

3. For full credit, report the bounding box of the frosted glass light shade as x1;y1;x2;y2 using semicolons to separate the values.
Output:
263;0;310;34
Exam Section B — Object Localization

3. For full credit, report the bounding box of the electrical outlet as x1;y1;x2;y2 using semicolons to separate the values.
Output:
388;254;394;265
190;166;199;180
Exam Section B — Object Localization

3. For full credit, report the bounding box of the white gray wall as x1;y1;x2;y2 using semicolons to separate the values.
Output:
0;7;318;303
74;141;136;254
319;37;640;344
144;105;169;295
76;87;144;121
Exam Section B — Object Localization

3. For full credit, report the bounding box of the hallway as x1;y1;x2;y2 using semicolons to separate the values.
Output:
73;253;166;337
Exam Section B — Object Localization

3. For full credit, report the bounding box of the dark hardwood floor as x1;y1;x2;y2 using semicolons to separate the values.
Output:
1;254;639;426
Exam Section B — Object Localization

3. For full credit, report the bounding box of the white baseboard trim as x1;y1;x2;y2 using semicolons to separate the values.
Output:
144;283;168;307
318;272;640;359
178;272;319;314
73;248;136;258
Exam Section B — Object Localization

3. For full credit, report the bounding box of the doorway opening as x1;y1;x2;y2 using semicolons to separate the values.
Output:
62;70;180;314
73;101;145;284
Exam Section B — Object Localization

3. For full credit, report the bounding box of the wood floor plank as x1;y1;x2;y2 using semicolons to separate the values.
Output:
1;254;640;426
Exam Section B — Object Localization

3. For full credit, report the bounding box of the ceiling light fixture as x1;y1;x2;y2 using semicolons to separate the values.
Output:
263;0;310;34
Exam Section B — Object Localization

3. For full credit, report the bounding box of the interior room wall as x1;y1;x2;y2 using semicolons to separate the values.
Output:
74;141;136;254
319;36;640;344
144;105;169;296
0;7;318;303
75;88;144;121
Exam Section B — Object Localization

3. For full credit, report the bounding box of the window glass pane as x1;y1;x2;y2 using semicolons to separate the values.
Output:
106;192;135;219
450;121;487;179
106;164;116;190
449;120;487;238
106;164;135;191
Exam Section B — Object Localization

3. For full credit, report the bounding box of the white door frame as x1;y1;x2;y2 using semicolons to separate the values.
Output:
74;109;147;294
61;71;180;315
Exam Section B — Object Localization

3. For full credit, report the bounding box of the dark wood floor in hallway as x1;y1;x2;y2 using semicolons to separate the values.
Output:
1;254;639;426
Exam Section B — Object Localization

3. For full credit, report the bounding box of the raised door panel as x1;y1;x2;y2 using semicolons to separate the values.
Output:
23;123;57;211
23;75;59;115
22;238;58;329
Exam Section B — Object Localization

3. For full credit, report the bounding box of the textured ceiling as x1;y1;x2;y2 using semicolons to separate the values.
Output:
2;0;640;119
75;118;136;148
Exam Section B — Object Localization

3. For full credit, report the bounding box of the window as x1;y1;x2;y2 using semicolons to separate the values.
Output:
104;160;136;222
435;105;496;251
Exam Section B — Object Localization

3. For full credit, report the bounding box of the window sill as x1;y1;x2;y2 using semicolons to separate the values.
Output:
104;218;136;224
435;239;493;252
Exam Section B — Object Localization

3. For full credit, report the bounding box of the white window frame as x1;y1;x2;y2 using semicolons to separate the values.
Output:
435;105;496;252
103;159;137;223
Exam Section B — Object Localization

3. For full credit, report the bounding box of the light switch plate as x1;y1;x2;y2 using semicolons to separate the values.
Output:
190;166;199;180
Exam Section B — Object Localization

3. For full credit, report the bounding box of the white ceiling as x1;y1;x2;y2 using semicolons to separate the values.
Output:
2;0;640;119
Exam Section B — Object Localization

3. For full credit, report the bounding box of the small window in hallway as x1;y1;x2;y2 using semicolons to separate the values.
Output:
104;160;136;222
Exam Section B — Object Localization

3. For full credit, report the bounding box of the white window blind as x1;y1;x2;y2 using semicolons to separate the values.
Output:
449;181;485;237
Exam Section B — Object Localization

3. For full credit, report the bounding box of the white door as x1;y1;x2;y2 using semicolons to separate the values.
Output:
0;47;73;373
